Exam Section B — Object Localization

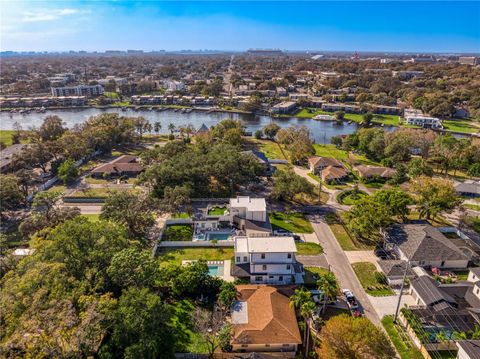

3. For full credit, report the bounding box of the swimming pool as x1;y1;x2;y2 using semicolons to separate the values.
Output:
208;265;225;276
206;232;232;241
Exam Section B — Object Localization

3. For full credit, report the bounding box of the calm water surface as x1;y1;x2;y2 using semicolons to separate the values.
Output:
0;108;394;144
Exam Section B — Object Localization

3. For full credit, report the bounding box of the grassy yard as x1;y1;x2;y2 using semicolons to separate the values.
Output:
269;212;314;233
313;144;349;160
0;130;27;146
442;119;479;134
303;266;331;286
382;316;423;359
162;224;194;241
207;206;227;216
249;138;288;161
158;247;234;266
352;262;394;296
328;223;362;251
296;242;323;255
406;211;452;227
69;188;116;198
171;212;190;219
46;184;67;194
462;203;480;211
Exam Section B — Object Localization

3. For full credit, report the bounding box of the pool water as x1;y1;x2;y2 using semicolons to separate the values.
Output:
206;232;232;241
208;265;225;276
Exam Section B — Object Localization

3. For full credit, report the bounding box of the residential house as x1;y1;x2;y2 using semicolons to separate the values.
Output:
308;156;349;184
377;260;415;286
233;236;303;284
91;155;143;178
456;340;480;359
406;270;480;343
231;285;302;353
229;196;272;236
354;165;396;181
455;181;480;198
385;223;470;269
242;150;272;174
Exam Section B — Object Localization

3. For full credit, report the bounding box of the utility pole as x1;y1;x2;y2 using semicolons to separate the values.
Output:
318;168;323;204
394;258;410;323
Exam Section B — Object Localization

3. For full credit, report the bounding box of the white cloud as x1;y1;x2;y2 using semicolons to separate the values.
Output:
21;8;80;22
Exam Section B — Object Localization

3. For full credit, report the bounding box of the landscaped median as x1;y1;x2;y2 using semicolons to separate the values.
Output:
351;262;394;296
324;213;373;251
336;189;368;205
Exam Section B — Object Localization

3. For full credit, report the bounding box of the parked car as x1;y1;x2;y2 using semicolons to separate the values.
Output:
310;289;336;305
342;289;362;316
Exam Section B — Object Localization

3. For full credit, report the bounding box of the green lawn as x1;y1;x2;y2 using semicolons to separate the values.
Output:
382;316;423;359
207;207;227;216
351;262;394;296
171;213;190;219
0;130;28;146
296;242;323;255
269;212;314;233
442;119;479;134
158;247;234;266
162;224;194;241
249;139;288;161
328;223;361;251
303;266;331;286
80;214;100;222
336;189;368;205
313;144;349;160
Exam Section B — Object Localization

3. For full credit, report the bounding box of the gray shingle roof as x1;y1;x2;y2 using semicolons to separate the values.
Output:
377;260;415;277
387;223;468;262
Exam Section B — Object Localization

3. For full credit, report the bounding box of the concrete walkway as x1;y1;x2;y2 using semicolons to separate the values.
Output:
344;250;382;271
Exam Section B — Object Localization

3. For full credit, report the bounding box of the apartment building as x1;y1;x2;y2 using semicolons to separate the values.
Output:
51;84;104;97
233;236;303;284
271;101;297;114
459;56;480;66
392;71;424;80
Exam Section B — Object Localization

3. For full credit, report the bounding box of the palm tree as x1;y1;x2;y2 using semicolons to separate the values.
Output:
168;123;176;134
316;272;339;314
154;121;161;134
290;288;315;358
300;301;316;358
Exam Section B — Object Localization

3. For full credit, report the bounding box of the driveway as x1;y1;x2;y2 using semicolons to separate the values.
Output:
367;293;416;319
308;214;381;326
297;254;329;269
344;250;382;271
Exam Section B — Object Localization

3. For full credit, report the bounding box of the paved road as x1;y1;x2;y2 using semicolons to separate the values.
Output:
61;203;103;214
308;214;382;326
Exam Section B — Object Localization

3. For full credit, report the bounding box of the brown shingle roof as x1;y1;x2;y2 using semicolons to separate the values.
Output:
308;156;344;170
354;165;395;179
233;285;301;346
321;165;349;181
92;155;143;175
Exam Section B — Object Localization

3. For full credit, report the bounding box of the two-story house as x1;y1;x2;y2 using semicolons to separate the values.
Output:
233;236;303;284
229;196;272;236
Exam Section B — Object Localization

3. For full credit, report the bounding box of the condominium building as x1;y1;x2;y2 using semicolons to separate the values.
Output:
51;84;104;97
404;108;442;129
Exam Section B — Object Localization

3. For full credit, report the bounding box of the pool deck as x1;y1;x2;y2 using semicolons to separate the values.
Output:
181;259;234;282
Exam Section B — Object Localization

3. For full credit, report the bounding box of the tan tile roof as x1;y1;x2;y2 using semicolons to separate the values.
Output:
233;285;301;345
354;165;395;178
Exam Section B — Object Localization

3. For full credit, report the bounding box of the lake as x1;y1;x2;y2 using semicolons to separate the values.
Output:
0;107;390;144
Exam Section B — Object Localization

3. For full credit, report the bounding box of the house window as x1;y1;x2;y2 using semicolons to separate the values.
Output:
477;288;479;295
236;257;240;262
287;253;292;259
255;276;263;282
279;276;283;281
265;344;270;347
269;275;274;279
241;344;248;348
262;265;267;271
243;256;247;262
286;264;291;270
282;344;290;347
261;253;265;259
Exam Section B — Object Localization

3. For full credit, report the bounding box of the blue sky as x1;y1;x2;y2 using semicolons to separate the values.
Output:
1;1;479;53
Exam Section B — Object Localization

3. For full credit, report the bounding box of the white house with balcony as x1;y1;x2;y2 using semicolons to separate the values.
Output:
233;236;303;284
229;196;272;236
